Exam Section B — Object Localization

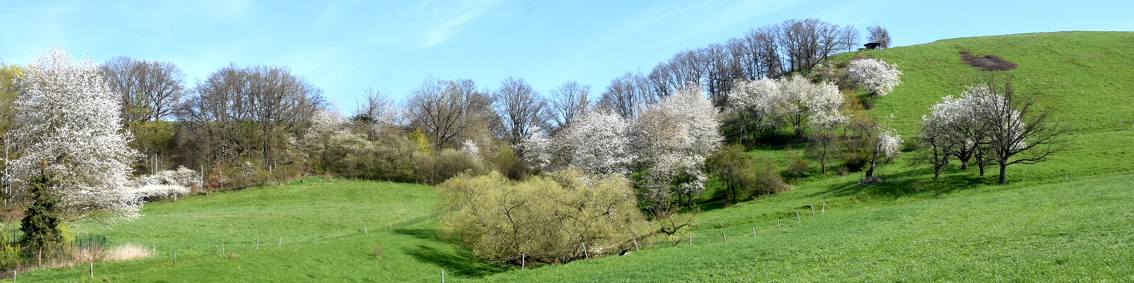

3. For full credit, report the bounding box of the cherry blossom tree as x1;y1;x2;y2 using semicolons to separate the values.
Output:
968;83;1067;184
847;58;902;98
775;74;845;138
862;127;903;183
6;47;140;220
632;84;722;207
726;78;780;142
558;109;634;175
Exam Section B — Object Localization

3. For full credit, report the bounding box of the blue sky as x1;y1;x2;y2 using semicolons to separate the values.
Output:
2;0;1132;113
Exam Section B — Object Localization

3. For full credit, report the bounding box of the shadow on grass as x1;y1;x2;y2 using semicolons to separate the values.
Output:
817;166;994;199
401;244;504;278
395;228;506;278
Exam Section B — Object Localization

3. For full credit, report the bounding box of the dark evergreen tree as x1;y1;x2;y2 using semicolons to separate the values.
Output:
20;168;62;252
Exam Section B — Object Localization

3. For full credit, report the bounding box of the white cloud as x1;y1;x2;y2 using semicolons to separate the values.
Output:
418;0;500;49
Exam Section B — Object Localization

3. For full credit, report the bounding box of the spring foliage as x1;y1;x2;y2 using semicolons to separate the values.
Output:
7;47;140;220
438;170;645;264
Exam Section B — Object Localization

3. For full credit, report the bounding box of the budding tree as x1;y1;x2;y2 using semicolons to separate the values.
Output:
7;47;141;220
847;58;902;98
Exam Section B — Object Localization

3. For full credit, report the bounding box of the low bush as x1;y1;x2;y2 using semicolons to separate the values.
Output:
438;170;646;265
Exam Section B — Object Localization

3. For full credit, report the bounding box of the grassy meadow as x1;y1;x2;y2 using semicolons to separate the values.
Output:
10;31;1134;282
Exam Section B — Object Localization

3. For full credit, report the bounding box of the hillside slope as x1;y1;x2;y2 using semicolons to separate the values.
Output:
13;32;1134;282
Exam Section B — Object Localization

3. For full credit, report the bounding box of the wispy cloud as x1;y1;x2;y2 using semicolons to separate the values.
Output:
419;0;500;49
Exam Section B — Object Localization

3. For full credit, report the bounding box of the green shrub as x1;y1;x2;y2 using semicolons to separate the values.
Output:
438;170;645;265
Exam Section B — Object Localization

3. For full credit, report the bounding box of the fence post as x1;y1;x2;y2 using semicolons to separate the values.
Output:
522;253;526;270
777;219;781;229
722;233;727;243
688;236;692;245
752;226;757;238
796;212;801;223
174;251;177;264
441;268;445;283
811;206;815;216
90;262;93;278
222;242;225;254
315;235;319;243
364;226;368;234
822;203;826;212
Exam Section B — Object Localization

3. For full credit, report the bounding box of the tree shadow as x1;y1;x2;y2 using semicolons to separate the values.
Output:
816;167;993;199
395;228;506;278
401;244;505;278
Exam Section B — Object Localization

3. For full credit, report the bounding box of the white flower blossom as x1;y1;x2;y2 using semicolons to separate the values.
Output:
6;47;141;220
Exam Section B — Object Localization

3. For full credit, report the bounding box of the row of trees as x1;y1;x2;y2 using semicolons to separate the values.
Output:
596;19;888;117
918;81;1066;184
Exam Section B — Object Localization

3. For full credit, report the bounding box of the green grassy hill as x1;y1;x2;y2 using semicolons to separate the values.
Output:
12;31;1134;282
858;31;1134;182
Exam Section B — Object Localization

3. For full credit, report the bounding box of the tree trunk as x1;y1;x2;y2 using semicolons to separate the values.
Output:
864;152;878;179
998;163;1008;184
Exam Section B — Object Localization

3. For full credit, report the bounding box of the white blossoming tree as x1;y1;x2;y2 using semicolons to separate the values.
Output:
922;83;1066;184
775;74;845;138
862;128;903;183
632;84;722;207
559;109;634;176
725;78;780;142
7;47;141;220
847;58;903;98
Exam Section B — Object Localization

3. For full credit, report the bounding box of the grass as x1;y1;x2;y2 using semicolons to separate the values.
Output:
10;31;1134;282
483;173;1134;282
10;178;503;282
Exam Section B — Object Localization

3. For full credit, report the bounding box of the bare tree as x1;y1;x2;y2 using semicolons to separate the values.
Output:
177;64;325;168
405;78;493;151
492;77;547;147
867;26;891;48
100;57;186;124
596;72;652;119
777;19;858;74
351;87;397;140
549;81;590;131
